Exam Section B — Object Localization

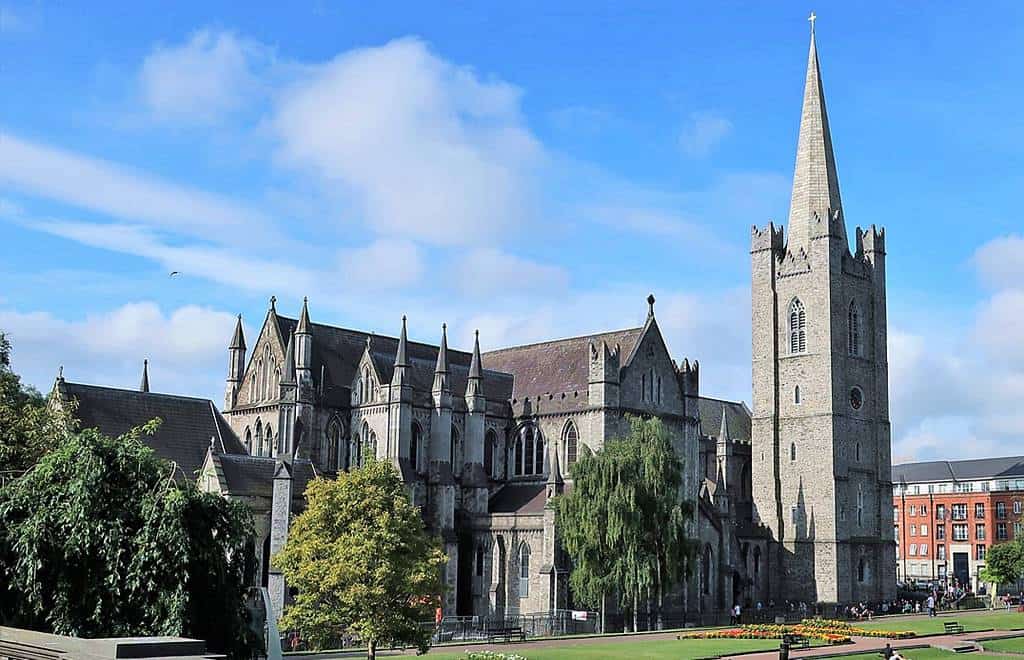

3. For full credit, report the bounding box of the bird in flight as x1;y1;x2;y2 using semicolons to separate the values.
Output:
169;271;179;277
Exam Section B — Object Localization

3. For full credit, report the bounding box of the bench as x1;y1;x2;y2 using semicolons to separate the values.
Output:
944;621;965;635
783;633;810;648
486;626;525;643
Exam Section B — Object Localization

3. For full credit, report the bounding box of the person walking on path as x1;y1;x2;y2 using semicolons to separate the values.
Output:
927;594;936;617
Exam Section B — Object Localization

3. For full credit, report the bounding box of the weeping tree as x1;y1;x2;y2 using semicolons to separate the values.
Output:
556;416;695;631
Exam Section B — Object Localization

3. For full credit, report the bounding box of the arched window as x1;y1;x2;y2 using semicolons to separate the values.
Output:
701;545;713;595
857;557;867;583
848;301;862;357
349;433;360;469
367;430;377;464
475;546;486;577
519;544;530;597
514;426;544;477
363;367;372;403
523;427;534;475
857;484;864;526
411;423;421;472
244;427;252;454
855;442;861;462
789;298;807;354
254;419;264;456
794;385;801;404
534;431;545;476
450;426;462;475
563;420;579;469
265;424;275;455
327;420;342;470
753;546;761;580
484;429;496;478
790;442;797;462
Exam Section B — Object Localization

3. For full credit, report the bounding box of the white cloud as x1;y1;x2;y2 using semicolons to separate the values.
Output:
33;220;315;294
140;29;270;123
0;132;278;245
0;303;238;398
973;289;1024;367
973;235;1024;291
271;37;543;246
454;248;569;298
338;239;424;290
679;112;733;157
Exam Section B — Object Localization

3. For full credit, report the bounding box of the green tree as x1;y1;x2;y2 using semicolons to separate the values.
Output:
980;540;1024;604
0;422;259;658
0;332;74;473
556;416;695;632
274;458;447;659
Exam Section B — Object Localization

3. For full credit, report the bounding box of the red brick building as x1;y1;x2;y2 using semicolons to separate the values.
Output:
892;457;1024;591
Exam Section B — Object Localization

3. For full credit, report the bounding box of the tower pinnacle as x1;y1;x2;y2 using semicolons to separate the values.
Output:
786;17;844;252
139;359;150;393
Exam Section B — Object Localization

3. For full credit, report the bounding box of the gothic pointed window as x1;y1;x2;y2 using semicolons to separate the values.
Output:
563;420;579;469
848;301;862;357
523;427;534;476
244;427;252;454
790;442;797;462
794;385;801;404
789;298;807;354
450;426;462;476
254;419;264;456
367;429;377;464
265;424;275;454
411;423;421;473
484;429;496;478
857;484;865;526
534;432;545;476
327;420;342;470
349;433;359;470
519;544;530;597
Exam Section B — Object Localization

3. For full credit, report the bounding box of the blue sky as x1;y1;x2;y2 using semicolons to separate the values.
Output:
1;1;1023;461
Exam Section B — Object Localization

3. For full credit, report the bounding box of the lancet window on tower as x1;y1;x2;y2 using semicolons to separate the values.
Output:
848;301;862;357
450;426;462;476
254;418;264;456
411;423;422;472
484;429;496;478
519;544;530;597
789;298;807;354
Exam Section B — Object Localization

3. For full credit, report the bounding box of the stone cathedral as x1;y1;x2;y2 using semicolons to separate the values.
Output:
53;25;896;624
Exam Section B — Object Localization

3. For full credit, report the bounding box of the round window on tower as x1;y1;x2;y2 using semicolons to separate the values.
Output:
850;386;864;411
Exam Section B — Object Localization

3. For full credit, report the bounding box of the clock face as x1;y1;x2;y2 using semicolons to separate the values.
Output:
850;387;864;411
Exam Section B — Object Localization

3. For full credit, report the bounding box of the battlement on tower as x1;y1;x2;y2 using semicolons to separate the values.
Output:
807;208;846;241
751;222;785;253
856;225;886;255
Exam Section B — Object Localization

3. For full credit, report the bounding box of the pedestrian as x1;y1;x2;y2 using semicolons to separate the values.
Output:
927;594;936;617
883;643;894;659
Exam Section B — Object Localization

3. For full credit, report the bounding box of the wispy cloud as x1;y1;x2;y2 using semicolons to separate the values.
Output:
679;111;733;157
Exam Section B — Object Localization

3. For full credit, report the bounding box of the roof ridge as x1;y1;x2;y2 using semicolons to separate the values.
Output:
279;315;476;357
482;326;644;355
62;381;215;404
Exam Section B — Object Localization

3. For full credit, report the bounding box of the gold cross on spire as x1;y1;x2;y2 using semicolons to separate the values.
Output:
808;11;817;34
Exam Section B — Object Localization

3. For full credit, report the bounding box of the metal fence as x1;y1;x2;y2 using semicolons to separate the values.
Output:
430;610;601;643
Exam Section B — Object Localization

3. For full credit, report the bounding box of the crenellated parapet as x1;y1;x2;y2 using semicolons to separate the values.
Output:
857;225;886;256
678;357;699;399
807;208;847;241
751;222;785;254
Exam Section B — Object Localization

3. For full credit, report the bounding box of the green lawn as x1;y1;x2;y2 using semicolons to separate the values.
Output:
421;637;786;659
980;635;1024;654
836;651;1002;660
859;610;1024;636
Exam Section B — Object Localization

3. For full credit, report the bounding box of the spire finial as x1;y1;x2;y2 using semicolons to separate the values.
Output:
269;295;277;311
58;365;64;380
140;358;150;393
297;296;312;334
469;328;482;380
230;314;246;350
808;11;816;34
394;314;409;368
647;293;656;318
435;323;449;375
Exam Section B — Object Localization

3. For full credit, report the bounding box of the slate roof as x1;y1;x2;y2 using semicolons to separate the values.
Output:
58;380;246;481
488;483;548;514
697;397;752;442
892;456;1024;484
217;454;318;498
275;316;514;406
482;328;644;401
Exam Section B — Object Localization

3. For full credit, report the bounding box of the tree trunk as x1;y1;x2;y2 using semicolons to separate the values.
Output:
367;639;376;660
633;588;639;632
646;584;652;631
600;590;606;634
657;559;664;630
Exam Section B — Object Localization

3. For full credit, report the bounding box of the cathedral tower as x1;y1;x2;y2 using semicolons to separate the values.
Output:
750;19;896;604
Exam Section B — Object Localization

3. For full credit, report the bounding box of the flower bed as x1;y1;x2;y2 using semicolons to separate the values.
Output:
798;618;916;639
679;619;915;645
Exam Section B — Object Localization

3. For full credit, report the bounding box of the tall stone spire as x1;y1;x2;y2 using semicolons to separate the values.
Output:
229;315;246;350
282;331;296;385
718;403;730;443
466;330;484;409
395;315;409;368
468;330;482;380
296;296;312;335
786;18;844;253
139;359;150;393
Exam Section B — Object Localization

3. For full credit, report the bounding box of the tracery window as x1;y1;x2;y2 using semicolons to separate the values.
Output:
563;420;579;469
514;426;544;476
848;301;862;357
244;427;252;453
254;419;264;456
789;298;807;354
450;426;462;476
326;419;342;470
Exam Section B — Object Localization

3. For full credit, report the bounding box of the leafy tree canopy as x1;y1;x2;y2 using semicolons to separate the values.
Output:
0;332;74;473
275;458;446;659
980;540;1024;590
555;415;695;631
0;422;259;658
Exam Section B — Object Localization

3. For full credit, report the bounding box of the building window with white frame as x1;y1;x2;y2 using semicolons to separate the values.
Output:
519;544;530;598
